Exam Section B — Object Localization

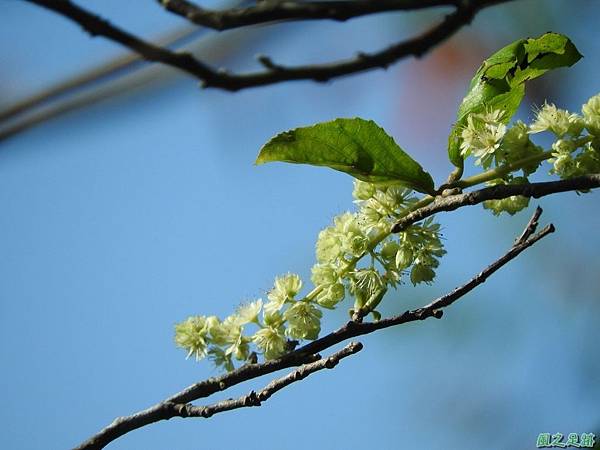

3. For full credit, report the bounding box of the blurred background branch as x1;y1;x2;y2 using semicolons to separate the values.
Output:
24;0;513;91
3;0;512;142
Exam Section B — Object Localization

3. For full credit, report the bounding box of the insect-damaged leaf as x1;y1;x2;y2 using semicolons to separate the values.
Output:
447;32;582;170
256;118;435;194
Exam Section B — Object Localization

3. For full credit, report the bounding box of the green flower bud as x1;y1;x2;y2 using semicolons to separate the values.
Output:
315;282;345;309
351;268;384;309
395;247;413;269
552;153;577;178
574;144;600;176
363;286;388;312
380;241;399;261
482;178;530;216
503;121;529;148
410;264;435;285
498;121;544;175
552;138;578;156
343;232;369;257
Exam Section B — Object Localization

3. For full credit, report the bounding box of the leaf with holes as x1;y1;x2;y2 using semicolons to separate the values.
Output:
447;32;582;170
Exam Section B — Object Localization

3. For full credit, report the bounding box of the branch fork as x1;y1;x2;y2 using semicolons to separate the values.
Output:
75;206;557;449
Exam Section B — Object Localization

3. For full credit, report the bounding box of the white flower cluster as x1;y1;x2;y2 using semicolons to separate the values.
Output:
175;181;446;371
462;94;600;215
175;272;316;370
310;181;445;318
460;109;545;171
175;93;600;372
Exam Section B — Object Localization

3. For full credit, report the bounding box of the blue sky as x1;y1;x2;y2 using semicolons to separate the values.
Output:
1;1;599;449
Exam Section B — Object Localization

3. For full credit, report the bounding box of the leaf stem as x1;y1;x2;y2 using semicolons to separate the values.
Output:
452;150;553;189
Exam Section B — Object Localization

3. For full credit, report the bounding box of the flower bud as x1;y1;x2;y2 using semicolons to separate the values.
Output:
315;283;345;309
410;264;435;285
395;247;413;269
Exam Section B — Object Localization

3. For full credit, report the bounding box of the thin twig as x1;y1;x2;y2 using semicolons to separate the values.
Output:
182;341;363;418
74;207;553;449
73;351;319;450
158;0;458;31
23;0;513;91
515;205;543;245
75;342;362;449
24;0;219;82
392;174;600;233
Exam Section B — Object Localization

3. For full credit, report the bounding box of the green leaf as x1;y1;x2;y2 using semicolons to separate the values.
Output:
256;118;435;194
448;32;582;170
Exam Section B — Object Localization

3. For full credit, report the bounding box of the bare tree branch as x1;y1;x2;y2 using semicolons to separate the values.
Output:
74;207;553;449
24;0;219;82
286;214;555;358
515;205;543;245
23;0;513;91
392;174;600;233
158;0;460;31
75;342;362;450
181;341;363;417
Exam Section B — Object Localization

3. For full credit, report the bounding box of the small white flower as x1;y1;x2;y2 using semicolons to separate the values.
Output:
530;102;583;137
460;110;507;168
252;326;287;360
582;93;600;136
284;301;322;340
265;273;302;313
235;299;263;325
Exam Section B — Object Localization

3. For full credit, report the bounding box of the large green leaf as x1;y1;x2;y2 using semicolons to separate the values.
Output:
256;118;435;194
448;32;582;171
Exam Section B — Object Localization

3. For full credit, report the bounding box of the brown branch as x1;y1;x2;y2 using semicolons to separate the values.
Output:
74;207;552;449
391;174;600;233
515;205;543;245
286;210;555;358
23;0;514;91
158;0;458;31
24;0;219;82
182;341;363;417
74;351;318;450
75;342;362;450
